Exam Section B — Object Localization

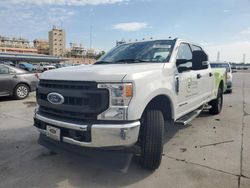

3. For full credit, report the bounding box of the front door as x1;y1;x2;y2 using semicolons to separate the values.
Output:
0;65;15;96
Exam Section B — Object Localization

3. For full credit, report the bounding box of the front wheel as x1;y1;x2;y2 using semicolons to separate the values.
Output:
140;110;164;170
209;87;223;115
13;84;30;100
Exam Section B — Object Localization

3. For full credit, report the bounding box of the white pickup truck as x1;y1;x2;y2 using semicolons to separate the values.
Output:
34;39;226;170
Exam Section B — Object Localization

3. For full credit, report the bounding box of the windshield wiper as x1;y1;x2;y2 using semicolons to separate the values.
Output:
94;61;113;65
95;59;150;65
115;59;150;63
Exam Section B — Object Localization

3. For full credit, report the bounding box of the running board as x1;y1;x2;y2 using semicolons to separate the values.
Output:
175;107;203;126
203;104;212;110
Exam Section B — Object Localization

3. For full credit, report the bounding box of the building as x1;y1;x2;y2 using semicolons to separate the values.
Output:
67;43;86;58
0;36;37;54
86;48;95;58
33;39;49;55
49;26;66;56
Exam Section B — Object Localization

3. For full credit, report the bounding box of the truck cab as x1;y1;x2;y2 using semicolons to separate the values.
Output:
34;39;225;170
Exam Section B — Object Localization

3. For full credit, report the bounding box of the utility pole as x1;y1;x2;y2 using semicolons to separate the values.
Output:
88;25;93;64
90;25;93;49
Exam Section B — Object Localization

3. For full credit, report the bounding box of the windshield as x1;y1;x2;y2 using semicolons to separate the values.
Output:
96;40;175;64
210;63;231;72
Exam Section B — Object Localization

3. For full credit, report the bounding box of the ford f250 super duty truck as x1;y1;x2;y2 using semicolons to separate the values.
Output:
34;39;226;170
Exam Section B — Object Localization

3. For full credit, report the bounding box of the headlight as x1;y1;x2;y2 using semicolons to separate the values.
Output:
97;83;133;120
98;83;133;106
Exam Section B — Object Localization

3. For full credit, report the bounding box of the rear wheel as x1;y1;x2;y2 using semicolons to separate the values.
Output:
140;110;164;170
13;84;30;100
209;87;223;115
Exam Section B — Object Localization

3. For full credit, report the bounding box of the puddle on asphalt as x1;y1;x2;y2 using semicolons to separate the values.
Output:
23;101;37;107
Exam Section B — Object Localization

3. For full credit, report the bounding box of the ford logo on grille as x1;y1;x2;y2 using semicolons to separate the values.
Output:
47;92;64;105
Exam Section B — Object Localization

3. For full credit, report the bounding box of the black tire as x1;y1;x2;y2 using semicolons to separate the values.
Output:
209;87;223;115
140;110;164;170
13;84;30;100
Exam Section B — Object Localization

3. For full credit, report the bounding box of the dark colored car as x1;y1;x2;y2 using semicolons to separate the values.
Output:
0;64;39;99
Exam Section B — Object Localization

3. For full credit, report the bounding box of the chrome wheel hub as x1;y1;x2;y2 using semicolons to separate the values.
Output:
17;86;28;98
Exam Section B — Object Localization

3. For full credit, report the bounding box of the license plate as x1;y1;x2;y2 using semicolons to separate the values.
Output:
46;125;61;141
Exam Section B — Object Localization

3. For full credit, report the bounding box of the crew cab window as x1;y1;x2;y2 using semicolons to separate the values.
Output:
176;43;193;72
0;65;9;74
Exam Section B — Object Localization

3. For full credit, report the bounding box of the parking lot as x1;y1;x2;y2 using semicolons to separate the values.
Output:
0;71;249;188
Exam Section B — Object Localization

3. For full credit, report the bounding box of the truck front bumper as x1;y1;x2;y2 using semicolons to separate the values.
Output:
34;113;140;148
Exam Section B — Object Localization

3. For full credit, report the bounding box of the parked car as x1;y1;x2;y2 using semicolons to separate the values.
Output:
210;62;233;93
0;64;39;99
36;63;56;72
18;62;37;72
52;63;66;69
0;61;15;66
34;39;226;170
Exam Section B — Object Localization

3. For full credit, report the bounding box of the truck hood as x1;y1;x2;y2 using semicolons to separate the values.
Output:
40;63;164;82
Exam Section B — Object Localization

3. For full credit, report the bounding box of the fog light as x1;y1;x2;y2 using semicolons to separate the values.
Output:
98;107;127;120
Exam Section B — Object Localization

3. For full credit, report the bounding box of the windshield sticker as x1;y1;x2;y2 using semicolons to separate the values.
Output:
152;45;171;49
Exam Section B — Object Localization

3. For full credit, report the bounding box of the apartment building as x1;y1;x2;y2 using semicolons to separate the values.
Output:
48;26;66;56
33;39;49;55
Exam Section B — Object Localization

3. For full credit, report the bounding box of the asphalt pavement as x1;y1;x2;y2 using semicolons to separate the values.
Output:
0;71;250;188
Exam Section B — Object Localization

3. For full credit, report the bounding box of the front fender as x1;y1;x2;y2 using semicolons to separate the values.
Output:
127;82;177;121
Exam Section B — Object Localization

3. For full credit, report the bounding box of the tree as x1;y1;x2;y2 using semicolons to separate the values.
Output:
95;51;105;60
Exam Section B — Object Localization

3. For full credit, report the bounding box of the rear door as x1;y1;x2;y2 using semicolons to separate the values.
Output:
191;45;213;103
176;43;200;117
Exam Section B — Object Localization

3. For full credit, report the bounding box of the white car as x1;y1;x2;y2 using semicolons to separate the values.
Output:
210;62;233;93
36;63;56;72
34;39;226;170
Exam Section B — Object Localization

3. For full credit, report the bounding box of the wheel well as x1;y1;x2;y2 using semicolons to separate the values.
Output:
15;83;31;92
143;95;173;121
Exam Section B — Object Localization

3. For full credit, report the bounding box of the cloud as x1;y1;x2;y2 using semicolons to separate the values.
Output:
0;3;76;40
205;41;250;63
240;28;250;34
113;22;148;32
7;0;125;6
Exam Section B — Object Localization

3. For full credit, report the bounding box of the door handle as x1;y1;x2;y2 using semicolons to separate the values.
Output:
175;75;179;93
197;74;202;79
209;72;213;77
12;75;18;78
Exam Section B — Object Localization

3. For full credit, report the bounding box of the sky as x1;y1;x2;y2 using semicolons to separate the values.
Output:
0;0;250;63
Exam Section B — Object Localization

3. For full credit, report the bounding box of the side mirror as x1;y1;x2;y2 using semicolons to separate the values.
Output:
192;50;208;70
202;61;209;69
176;59;188;66
176;59;192;73
9;70;16;75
